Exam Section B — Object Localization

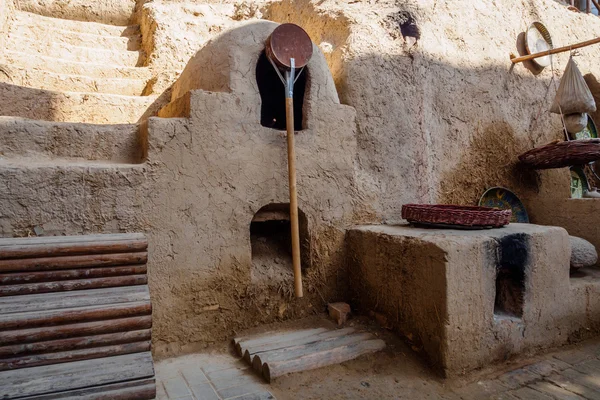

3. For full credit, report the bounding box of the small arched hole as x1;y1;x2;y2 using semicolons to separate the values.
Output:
250;203;310;283
256;51;306;131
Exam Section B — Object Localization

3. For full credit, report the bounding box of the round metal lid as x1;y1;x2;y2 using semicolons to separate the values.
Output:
266;23;313;69
525;22;553;68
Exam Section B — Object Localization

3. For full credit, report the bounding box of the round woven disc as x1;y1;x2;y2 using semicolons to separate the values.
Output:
266;23;313;69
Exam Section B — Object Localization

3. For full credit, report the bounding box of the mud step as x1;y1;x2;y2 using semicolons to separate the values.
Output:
234;327;385;382
6;34;143;67
9;23;141;51
12;10;139;35
0;83;160;124
0;117;142;163
2;51;151;81
1;65;148;96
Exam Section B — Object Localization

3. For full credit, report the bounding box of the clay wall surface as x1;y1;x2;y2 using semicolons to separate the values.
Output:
138;0;600;244
3;0;600;358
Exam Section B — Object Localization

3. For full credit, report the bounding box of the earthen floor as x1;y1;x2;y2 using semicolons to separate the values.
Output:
155;316;600;399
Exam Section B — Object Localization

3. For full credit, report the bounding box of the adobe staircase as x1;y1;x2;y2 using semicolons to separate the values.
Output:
0;9;157;169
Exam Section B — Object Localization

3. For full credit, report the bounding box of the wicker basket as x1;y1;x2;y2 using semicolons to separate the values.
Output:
402;204;512;228
518;139;600;169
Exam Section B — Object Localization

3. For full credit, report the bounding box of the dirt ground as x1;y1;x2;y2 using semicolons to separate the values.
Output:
157;313;600;399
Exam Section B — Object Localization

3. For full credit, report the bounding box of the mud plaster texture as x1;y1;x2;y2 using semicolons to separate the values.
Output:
346;223;600;376
3;0;600;362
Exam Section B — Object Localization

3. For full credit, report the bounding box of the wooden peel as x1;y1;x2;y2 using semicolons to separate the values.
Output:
266;24;313;298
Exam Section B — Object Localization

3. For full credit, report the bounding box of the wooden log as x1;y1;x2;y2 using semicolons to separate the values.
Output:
0;238;147;260
0;351;155;399
0;275;148;297
0;302;151;330
252;332;373;373
0;285;150;314
262;339;385;382
0;233;145;247
23;378;156;400
0;341;150;371
234;328;328;356
0;265;147;285
0;315;152;346
242;328;355;363
0;329;152;357
0;252;148;272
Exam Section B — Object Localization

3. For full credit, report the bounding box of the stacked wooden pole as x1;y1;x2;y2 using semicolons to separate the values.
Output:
234;327;385;383
0;233;155;399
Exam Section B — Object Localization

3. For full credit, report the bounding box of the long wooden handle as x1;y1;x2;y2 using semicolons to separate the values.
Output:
286;97;303;298
511;37;600;64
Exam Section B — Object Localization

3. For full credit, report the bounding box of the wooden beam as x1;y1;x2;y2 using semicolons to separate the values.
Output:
242;328;356;364
0;329;152;357
0;352;155;399
0;286;149;315
511;37;600;64
234;328;328;357
0;265;147;285
21;378;156;400
0;252;148;272
0;301;151;330
0;315;152;346
0;275;148;297
262;339;385;382
0;238;147;260
0;341;151;371
588;0;592;13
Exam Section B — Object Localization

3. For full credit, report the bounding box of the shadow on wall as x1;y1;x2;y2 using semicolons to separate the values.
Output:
438;122;540;206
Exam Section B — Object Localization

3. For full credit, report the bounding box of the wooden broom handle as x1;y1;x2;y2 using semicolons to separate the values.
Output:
286;97;303;298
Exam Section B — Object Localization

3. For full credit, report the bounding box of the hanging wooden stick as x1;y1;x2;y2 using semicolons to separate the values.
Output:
511;37;600;64
285;65;303;298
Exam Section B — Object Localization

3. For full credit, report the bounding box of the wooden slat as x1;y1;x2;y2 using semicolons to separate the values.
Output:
262;339;385;382
234;328;328;356
0;302;151;330
0;341;151;371
0;233;145;247
0;286;150;315
0;252;147;273
0;316;152;346
0;238;148;260
0;275;148;297
242;328;355;363
0;329;152;358
252;332;373;373
0;265;147;285
21;378;155;400
0;351;155;399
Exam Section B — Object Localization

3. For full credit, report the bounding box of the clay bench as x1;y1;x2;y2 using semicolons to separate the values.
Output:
0;233;156;399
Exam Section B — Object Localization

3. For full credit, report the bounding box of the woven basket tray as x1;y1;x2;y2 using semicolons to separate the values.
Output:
402;204;512;228
518;139;600;169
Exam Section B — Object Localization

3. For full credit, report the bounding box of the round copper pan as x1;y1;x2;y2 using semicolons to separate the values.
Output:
265;23;313;69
